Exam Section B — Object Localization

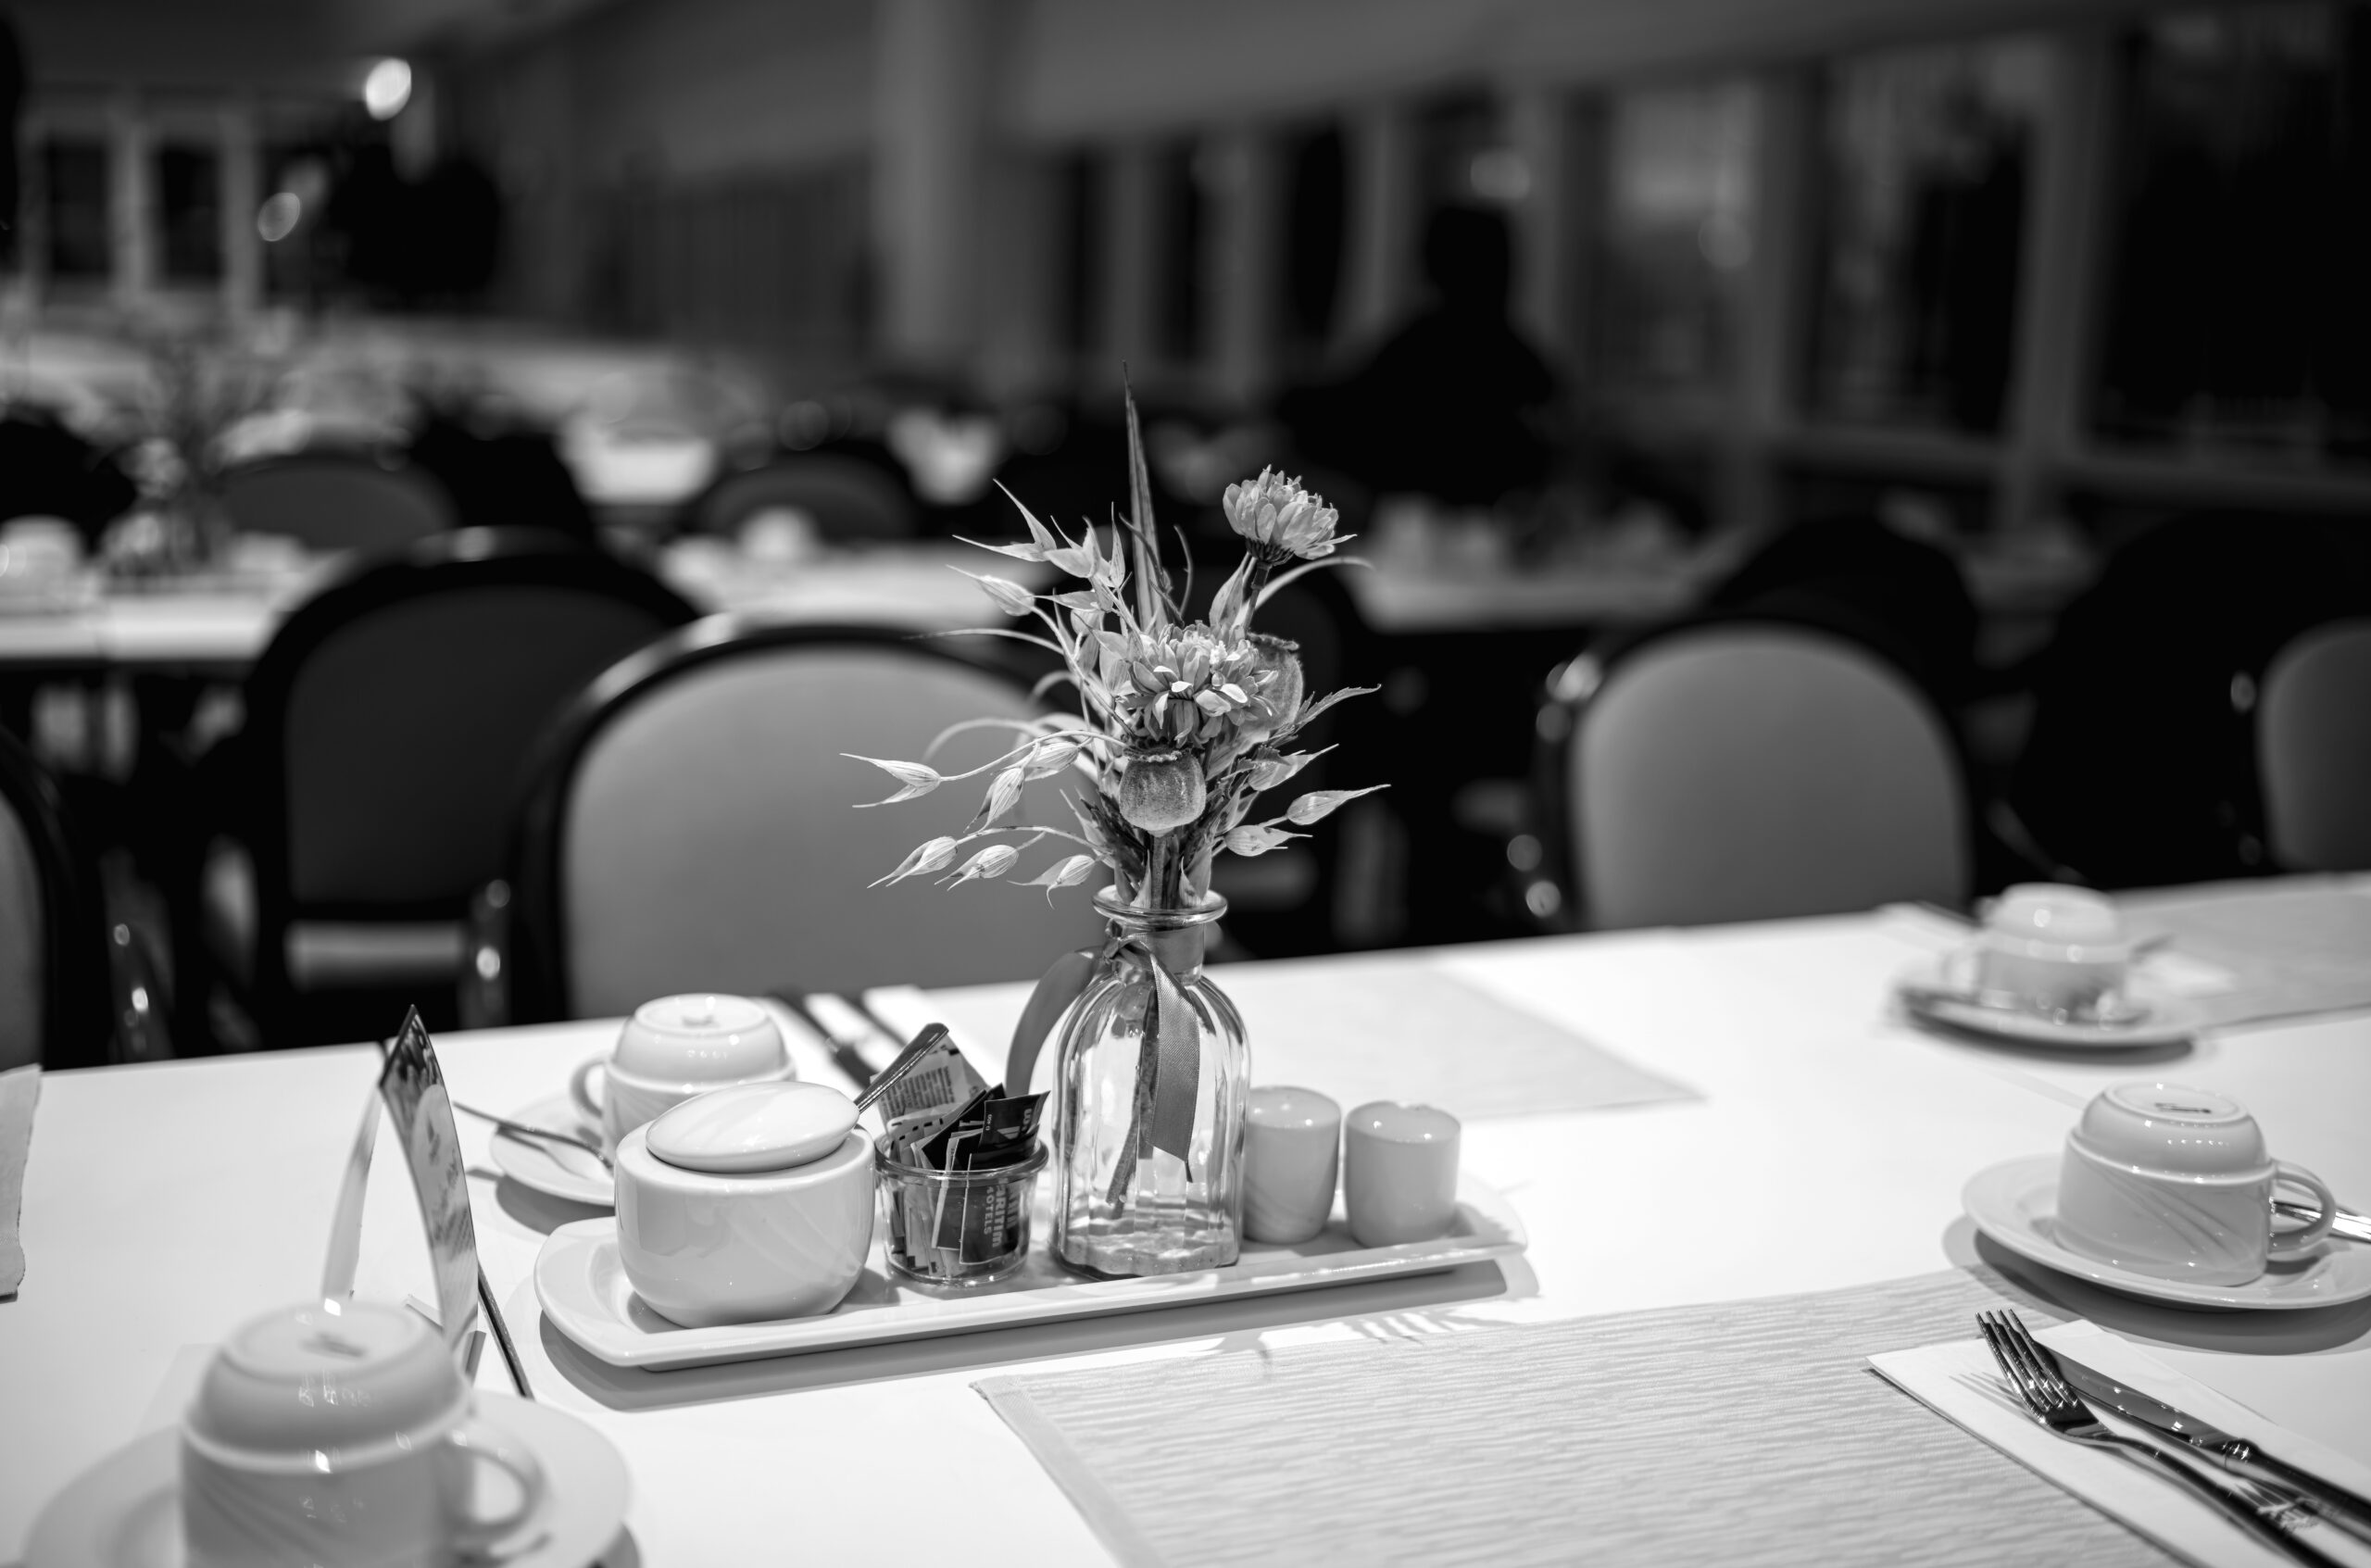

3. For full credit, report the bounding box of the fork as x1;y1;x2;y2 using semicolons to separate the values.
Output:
1978;1311;2343;1567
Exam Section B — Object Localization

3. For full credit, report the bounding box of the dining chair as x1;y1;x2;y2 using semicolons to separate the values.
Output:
504;621;1103;1022
1536;618;1971;931
208;529;697;1047
219;452;456;555
679;453;916;543
2258;618;2371;872
0;725;114;1069
2008;514;2371;888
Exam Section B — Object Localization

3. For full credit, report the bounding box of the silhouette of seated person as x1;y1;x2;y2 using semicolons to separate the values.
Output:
1283;206;1555;508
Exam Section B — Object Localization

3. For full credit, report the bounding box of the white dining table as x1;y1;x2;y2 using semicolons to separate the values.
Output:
4;889;2367;1566
0;542;1031;676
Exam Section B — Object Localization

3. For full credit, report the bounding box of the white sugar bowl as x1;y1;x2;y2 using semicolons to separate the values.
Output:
614;1081;873;1327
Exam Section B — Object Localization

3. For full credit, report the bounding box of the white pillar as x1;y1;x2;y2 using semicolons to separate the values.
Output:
108;92;153;303
220;101;261;316
1207;127;1281;410
1343;100;1417;349
873;0;994;371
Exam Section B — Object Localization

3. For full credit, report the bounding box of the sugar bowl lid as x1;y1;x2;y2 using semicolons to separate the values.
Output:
646;1081;859;1173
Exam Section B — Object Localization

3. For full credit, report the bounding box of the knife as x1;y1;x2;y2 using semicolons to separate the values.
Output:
2052;1348;2371;1546
2277;1198;2371;1245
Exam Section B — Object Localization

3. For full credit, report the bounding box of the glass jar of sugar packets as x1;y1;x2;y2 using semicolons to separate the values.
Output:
875;1139;1048;1286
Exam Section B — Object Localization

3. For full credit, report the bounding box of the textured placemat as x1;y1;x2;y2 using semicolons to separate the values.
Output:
1198;953;1693;1121
2117;879;2371;1031
917;953;1694;1120
978;1268;2178;1568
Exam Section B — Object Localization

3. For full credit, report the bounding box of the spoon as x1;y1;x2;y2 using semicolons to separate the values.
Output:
452;1100;611;1168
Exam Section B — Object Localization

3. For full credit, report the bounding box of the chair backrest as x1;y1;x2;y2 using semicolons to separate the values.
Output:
2259;618;2371;872
2010;514;2371;887
1554;621;1969;931
220;454;455;554
684;455;914;543
0;727;109;1069
511;623;1102;1021
240;531;696;1012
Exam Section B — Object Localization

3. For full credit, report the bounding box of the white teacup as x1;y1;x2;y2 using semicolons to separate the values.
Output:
2056;1082;2338;1286
569;993;794;1155
1976;884;2134;1011
181;1299;546;1568
615;1081;874;1327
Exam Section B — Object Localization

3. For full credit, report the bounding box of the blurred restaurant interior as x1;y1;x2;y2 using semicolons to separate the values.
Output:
2;0;2370;1064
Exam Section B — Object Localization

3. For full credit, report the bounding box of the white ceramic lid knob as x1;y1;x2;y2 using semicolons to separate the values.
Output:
646;1082;859;1173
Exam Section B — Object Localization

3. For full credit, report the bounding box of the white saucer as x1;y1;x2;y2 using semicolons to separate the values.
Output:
1963;1155;2371;1311
488;1093;614;1208
26;1395;630;1568
1898;956;2196;1048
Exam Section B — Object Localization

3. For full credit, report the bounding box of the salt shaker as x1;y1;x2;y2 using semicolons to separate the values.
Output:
1343;1102;1460;1247
1243;1086;1341;1244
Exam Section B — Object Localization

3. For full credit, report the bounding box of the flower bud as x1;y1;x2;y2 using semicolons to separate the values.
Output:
1118;748;1207;834
1238;634;1305;741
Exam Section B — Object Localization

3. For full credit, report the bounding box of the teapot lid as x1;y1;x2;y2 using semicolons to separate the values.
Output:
646;1081;859;1173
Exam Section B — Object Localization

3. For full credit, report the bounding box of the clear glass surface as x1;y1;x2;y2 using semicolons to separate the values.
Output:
1051;908;1249;1278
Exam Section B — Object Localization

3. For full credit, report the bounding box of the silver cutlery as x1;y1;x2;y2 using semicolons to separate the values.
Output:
451;1099;610;1168
772;990;884;1093
1979;1310;2345;1567
2051;1348;2371;1546
2277;1198;2371;1244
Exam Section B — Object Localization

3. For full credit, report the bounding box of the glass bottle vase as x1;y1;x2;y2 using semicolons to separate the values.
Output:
1050;890;1249;1277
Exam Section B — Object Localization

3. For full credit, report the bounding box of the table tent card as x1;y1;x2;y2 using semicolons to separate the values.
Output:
319;1008;482;1348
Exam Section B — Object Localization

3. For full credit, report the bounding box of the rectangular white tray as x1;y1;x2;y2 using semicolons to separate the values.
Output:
535;1174;1526;1371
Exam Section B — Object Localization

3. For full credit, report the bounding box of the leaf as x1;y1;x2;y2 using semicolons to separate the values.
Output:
990;483;1063;557
958;570;1039;617
1224;822;1306;857
1285;784;1388;826
1022;736;1083;779
871;835;960;886
1046;544;1096;578
944;843;1021;885
1248;746;1332;791
846;754;942;806
1283;684;1380;733
1018;853;1098;903
977;766;1025;826
956;534;1050;564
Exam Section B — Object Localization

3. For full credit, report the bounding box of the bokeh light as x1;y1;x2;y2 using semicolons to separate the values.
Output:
363;57;413;120
256;192;303;243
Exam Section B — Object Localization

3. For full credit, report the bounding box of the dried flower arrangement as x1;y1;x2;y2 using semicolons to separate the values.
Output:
852;395;1383;914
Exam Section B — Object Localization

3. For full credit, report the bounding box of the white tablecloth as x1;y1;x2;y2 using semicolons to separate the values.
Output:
4;891;2366;1564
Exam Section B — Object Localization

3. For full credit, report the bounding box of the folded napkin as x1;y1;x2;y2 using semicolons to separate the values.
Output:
877;954;1695;1120
978;1268;2176;1568
1874;1321;2371;1568
1;1062;39;1298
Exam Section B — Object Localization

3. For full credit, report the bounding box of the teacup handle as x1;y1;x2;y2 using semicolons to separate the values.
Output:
567;1058;607;1128
445;1416;548;1559
2269;1161;2338;1256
